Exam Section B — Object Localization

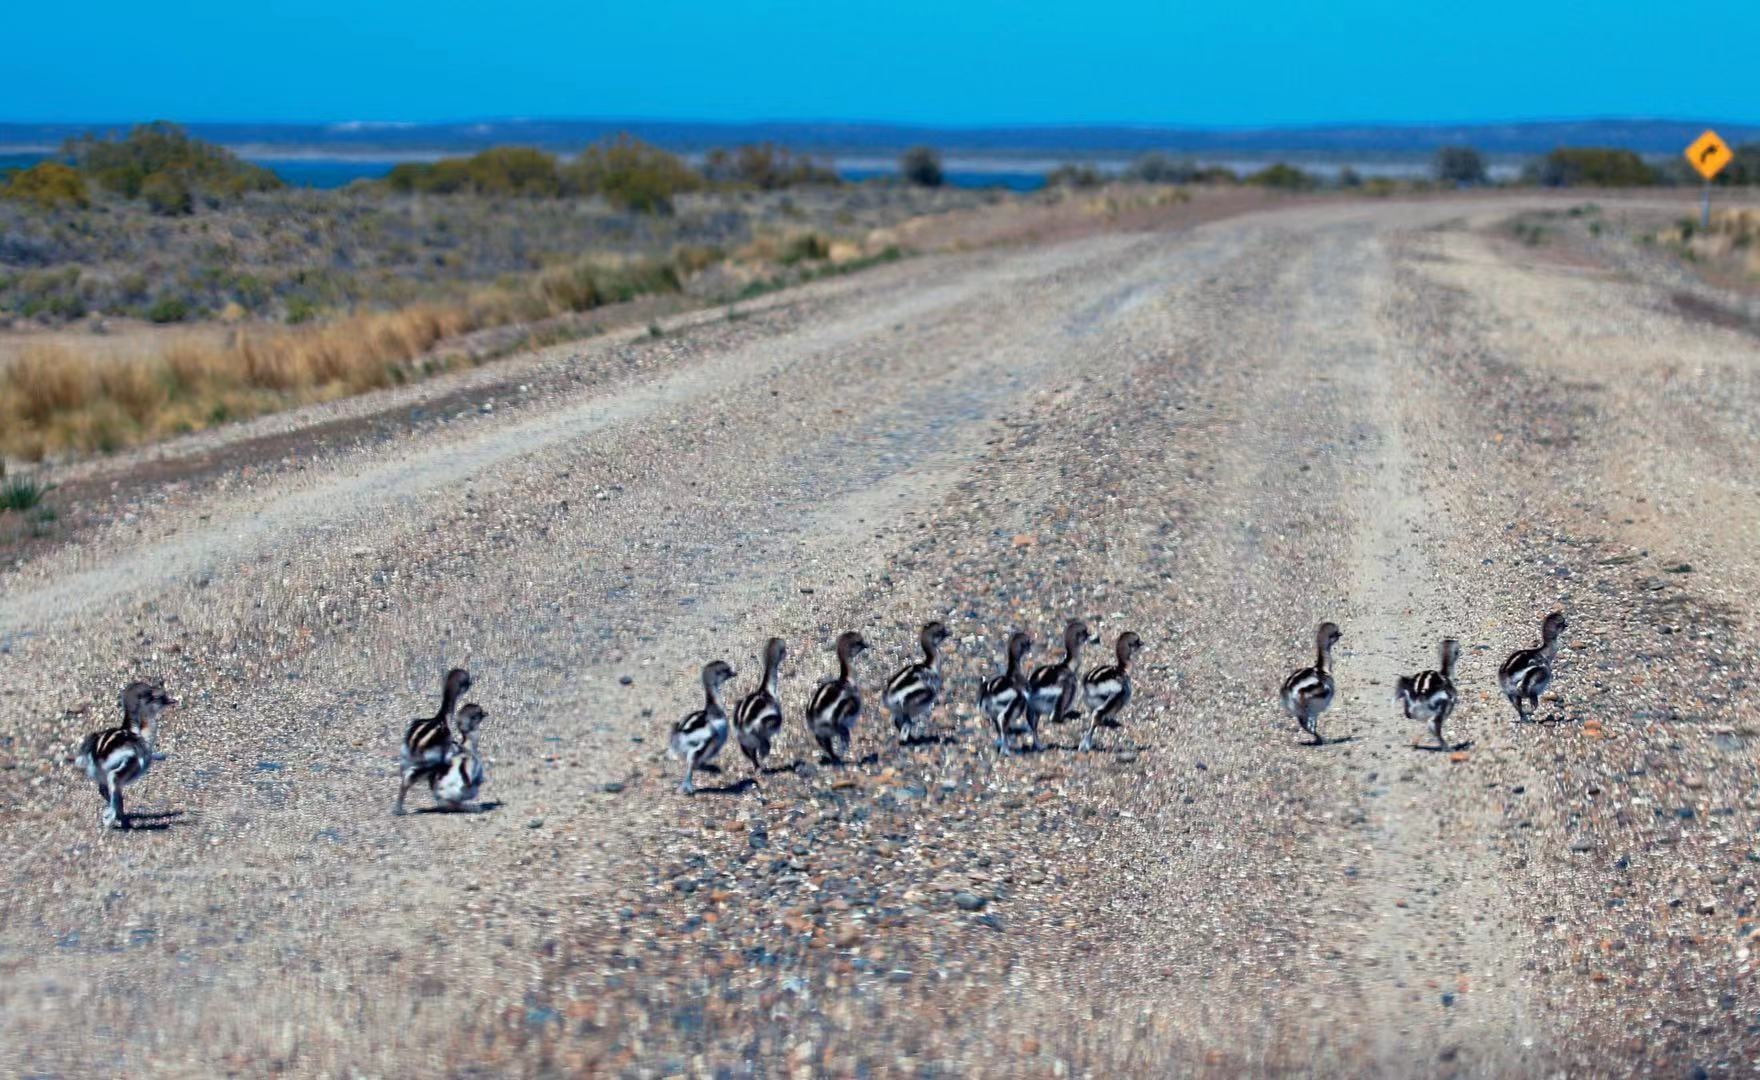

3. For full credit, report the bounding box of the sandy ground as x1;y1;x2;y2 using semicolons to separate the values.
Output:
2;195;1757;1077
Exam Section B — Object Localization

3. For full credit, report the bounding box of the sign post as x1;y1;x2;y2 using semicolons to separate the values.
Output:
1684;130;1733;230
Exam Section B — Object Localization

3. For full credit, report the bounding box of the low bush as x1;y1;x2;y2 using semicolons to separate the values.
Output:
147;296;192;323
1;162;90;209
702;144;840;189
1247;163;1320;191
1121;153;1200;184
1714;143;1760;186
385;146;563;197
0;475;50;513
141;170;194;215
900;146;944;187
65;122;281;205
564;135;701;213
1525;147;1657;187
1434;145;1488;186
1045;163;1106;188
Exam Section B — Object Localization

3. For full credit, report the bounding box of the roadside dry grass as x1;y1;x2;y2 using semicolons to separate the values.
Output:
2;249;776;459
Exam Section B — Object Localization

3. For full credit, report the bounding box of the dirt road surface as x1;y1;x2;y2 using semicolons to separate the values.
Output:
3;195;1757;1077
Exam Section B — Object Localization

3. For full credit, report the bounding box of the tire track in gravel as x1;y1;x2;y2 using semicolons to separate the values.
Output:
1319;225;1539;1074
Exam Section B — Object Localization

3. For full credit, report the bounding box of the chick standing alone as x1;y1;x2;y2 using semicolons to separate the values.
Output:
733;638;787;773
1080;631;1142;752
430;703;488;810
1498;611;1568;723
76;681;177;829
1395;638;1460;749
1281;622;1342;744
979;631;1034;755
883;621;950;744
396;667;472;815
806;631;868;763
671;661;736;795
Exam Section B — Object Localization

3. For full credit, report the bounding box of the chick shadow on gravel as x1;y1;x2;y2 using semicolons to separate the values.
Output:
1412;740;1475;753
807;752;882;768
1299;734;1358;748
899;733;960;749
121;810;188;832
1074;741;1156;755
413;800;504;815
692;779;758;797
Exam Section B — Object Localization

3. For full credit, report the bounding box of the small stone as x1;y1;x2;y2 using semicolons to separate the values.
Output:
527;818;544;829
954;891;987;911
600;781;625;793
618;675;634;686
1570;837;1594;852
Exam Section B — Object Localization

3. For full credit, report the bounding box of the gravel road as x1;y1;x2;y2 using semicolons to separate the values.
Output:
3;195;1757;1077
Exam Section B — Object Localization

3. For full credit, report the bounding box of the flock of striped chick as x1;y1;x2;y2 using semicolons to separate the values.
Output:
664;608;1568;795
67;610;1566;824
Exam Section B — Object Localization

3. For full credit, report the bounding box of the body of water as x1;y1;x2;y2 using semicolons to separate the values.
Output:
2;150;1046;191
3;150;1478;192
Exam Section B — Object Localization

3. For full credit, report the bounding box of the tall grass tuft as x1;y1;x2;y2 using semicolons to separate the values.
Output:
0;475;50;512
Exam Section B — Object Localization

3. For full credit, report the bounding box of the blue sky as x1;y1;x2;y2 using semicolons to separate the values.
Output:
7;0;1754;126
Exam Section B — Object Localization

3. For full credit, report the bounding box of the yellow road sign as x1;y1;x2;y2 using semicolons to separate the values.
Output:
1685;130;1732;181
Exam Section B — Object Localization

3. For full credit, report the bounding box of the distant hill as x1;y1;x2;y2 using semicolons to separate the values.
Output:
3;118;1756;159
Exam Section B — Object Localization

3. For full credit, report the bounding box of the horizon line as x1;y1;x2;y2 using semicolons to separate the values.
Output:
2;113;1756;132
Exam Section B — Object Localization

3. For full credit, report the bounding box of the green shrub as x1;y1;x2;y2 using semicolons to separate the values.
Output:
147;297;191;323
1045;163;1106;188
564;135;701;213
1;161;90;209
778;232;830;264
385;146;562;197
65;121;281;203
141;170;194;215
1714;143;1760;186
1434;146;1488;186
1121;153;1199;184
702;143;840;189
0;475;51;513
1247;163;1319;191
1526;147;1657;187
900;146;943;187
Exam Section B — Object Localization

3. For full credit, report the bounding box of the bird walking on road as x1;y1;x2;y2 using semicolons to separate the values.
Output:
1026;620;1091;739
884;621;950;744
980;631;1034;755
671;660;736;794
1498;611;1568;723
807;631;868;764
1080;631;1142;752
396;667;472;815
733;637;787;773
1281;622;1341;745
430;703;488;810
1396;637;1459;749
76;681;176;829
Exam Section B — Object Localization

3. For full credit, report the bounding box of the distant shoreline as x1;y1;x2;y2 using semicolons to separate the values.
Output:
0;147;1527;191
